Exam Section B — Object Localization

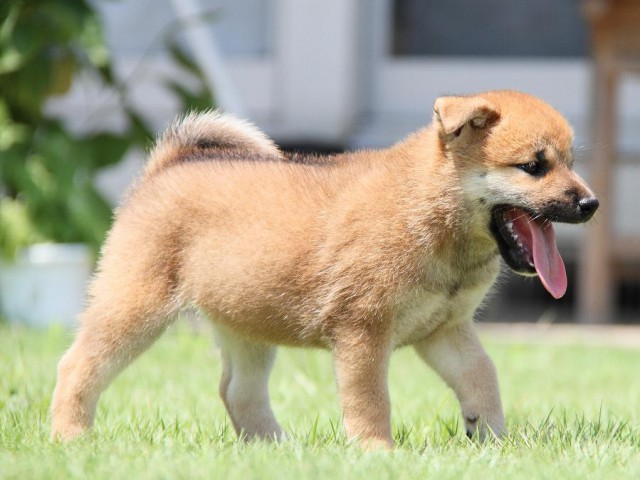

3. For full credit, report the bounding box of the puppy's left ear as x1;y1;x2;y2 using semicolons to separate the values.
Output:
433;96;500;136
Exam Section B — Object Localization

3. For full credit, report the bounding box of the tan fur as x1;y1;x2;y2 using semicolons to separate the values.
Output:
51;91;596;447
144;110;282;177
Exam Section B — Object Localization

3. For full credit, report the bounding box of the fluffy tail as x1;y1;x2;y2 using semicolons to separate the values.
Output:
144;110;281;177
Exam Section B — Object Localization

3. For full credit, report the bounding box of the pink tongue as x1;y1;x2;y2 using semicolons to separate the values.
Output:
512;210;567;299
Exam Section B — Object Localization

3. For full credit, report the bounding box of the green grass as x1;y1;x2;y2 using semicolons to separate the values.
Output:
1;321;639;479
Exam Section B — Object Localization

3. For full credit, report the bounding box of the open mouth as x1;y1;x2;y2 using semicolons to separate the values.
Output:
490;206;567;299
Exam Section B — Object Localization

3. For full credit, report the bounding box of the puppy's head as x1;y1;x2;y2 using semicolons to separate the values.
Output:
433;90;598;299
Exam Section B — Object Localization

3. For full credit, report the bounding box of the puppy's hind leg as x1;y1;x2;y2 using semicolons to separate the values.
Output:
51;267;177;440
213;325;283;441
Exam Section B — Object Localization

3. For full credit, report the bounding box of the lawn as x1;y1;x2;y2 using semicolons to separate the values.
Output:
1;321;639;479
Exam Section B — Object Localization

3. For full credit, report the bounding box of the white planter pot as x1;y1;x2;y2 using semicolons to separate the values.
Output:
0;243;93;328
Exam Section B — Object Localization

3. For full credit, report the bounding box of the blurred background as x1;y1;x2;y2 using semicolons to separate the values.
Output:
1;0;639;327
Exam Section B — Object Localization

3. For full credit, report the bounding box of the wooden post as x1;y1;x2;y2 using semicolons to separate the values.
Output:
577;62;617;323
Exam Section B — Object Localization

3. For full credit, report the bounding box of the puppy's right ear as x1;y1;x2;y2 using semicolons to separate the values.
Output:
433;96;500;136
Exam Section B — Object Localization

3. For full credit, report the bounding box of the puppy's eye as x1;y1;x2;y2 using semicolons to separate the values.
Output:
516;151;548;177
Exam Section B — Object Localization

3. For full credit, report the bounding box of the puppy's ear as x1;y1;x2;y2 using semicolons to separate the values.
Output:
433;96;500;136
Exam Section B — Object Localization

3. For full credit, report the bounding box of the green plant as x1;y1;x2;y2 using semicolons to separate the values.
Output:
0;0;136;259
0;0;216;260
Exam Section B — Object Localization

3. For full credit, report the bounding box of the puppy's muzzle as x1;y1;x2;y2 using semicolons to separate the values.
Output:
543;195;599;224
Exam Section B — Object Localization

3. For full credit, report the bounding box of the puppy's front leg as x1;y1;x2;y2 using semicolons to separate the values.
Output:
414;321;505;439
333;331;393;449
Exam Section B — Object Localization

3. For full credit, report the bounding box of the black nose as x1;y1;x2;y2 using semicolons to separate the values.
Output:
578;197;599;219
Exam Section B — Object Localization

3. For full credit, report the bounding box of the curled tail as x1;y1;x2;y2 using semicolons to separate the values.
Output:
144;110;281;177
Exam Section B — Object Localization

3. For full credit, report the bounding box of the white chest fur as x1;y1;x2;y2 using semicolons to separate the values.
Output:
392;281;492;348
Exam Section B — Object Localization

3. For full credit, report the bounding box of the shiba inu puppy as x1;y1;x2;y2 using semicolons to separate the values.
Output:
51;90;598;448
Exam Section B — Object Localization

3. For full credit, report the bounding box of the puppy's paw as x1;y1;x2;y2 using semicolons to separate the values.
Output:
463;411;505;441
359;436;395;451
50;422;91;442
